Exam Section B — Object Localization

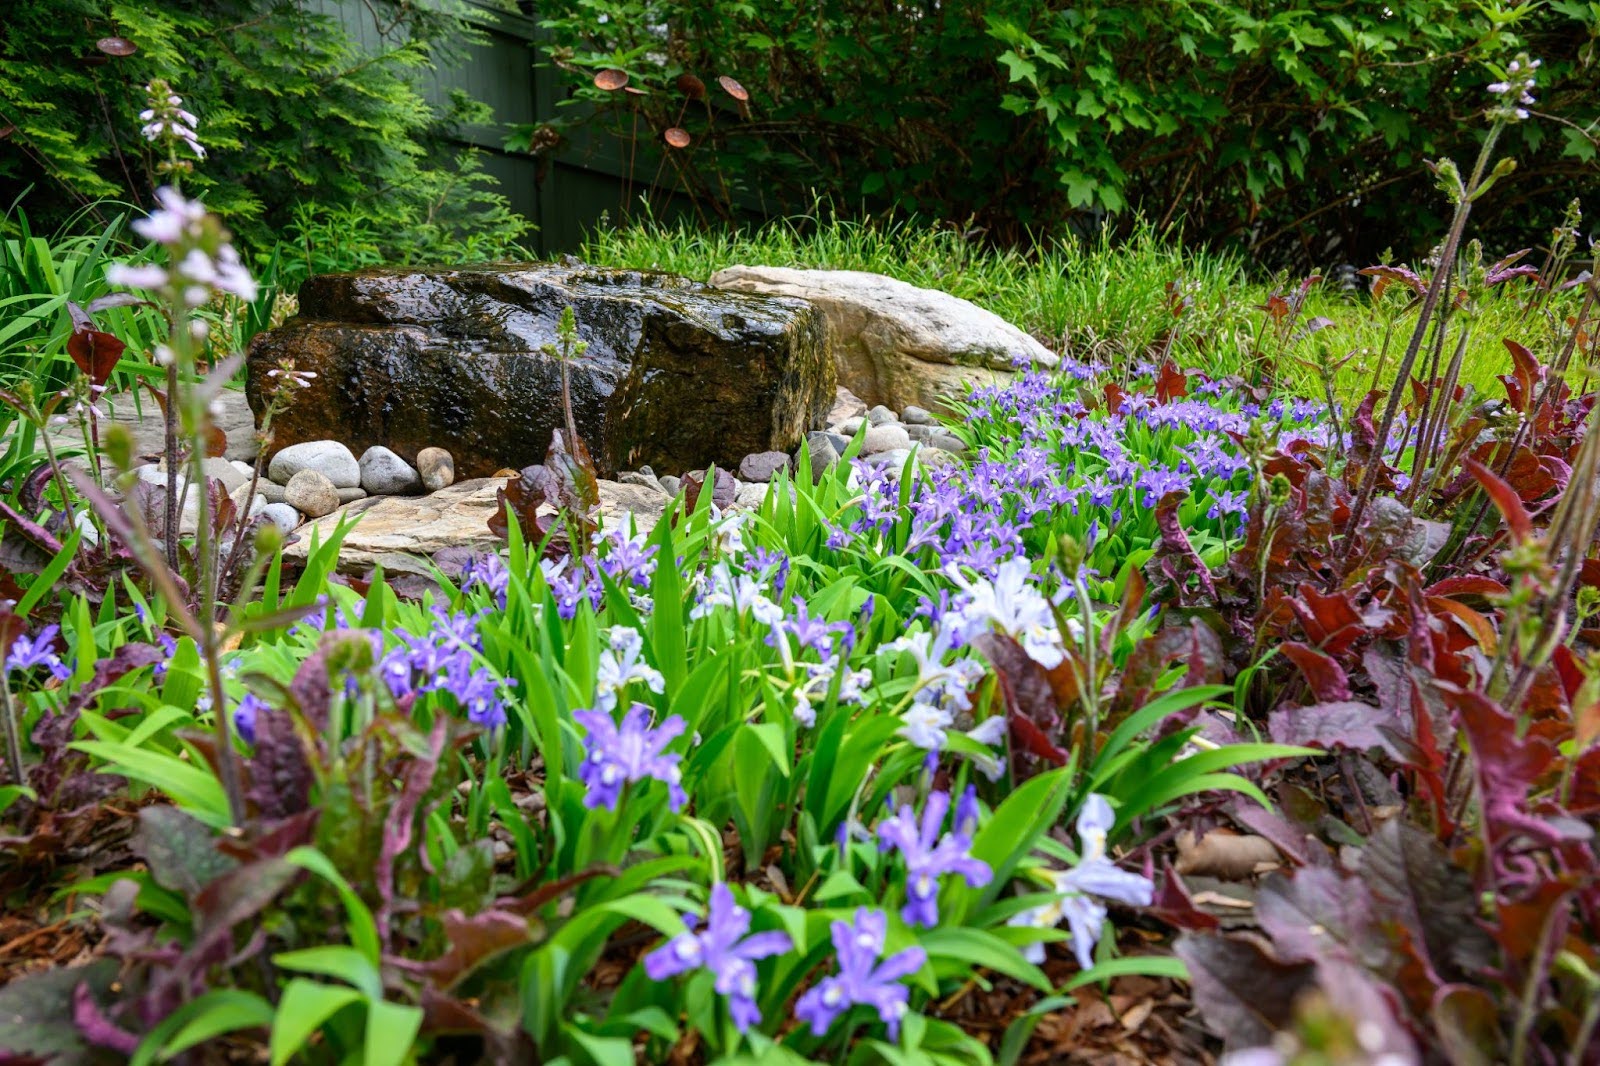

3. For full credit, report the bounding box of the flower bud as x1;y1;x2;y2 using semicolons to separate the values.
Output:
103;424;134;472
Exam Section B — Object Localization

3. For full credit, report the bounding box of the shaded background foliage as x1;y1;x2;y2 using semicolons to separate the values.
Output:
0;0;529;259
1;0;1596;271
536;0;1599;266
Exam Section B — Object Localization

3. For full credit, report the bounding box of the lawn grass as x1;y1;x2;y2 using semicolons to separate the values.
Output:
583;215;1555;406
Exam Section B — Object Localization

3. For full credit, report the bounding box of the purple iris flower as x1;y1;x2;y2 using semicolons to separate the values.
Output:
1007;793;1155;969
594;529;658;587
5;624;70;681
770;598;851;658
461;553;511;608
644;882;793;1032
573;702;687;812
233;692;266;745
876;787;992;927
378;608;510;730
794;908;927;1041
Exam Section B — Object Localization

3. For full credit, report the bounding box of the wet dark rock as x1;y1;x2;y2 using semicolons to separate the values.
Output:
247;264;835;479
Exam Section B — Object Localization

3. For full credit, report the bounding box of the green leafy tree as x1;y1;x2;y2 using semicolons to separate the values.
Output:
0;0;530;259
532;0;1598;265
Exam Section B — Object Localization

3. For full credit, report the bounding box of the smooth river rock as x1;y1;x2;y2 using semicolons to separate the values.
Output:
359;446;422;495
707;266;1058;413
416;447;455;491
247;264;835;479
268;440;360;488
284;469;340;518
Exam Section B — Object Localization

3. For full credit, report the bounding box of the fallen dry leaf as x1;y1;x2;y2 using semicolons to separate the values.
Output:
1175;828;1282;880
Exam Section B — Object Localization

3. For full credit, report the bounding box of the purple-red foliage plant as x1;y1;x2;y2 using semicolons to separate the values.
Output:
1163;60;1600;1061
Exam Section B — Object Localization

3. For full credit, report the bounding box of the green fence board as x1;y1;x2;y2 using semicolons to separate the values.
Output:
320;0;707;256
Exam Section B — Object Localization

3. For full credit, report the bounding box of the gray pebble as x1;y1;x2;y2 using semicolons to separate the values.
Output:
862;424;911;455
658;475;681;496
799;431;840;483
260;502;301;535
359;446;422;495
336;486;368;504
867;405;897;426
901;406;933;425
269;440;360;488
618;471;669;494
835;416;867;436
738;450;791;483
259;480;287;504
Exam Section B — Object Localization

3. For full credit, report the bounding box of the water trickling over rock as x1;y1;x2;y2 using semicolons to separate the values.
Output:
247;264;835;478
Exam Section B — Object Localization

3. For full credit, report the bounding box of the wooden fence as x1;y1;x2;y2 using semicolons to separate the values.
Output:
324;0;698;255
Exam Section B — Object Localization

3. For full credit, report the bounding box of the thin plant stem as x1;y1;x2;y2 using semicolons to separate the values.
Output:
0;669;23;787
1344;123;1505;566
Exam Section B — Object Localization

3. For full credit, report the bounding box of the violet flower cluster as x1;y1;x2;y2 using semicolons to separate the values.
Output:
644;882;792;1032
794;908;928;1040
574;702;687;812
379;607;511;731
877;787;992;927
5;624;70;681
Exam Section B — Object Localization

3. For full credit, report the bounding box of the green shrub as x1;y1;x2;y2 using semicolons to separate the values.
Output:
534;0;1597;264
0;0;530;258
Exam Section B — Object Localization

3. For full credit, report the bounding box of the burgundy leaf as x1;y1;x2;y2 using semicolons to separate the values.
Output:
1173;932;1317;1050
1447;689;1563;866
1267;701;1402;758
1424;576;1508;599
1154;360;1189;403
1359;264;1426;299
1255;867;1390;971
1151;490;1217;602
245;708;313;820
1464;458;1532;542
65;326;126;388
401;907;536;990
1360;819;1493;987
1278;642;1350;701
377;717;448;947
1147;863;1221;931
63;641;164;715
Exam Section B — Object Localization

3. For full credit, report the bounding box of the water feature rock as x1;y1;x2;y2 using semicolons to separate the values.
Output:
417;447;455;491
359;446;422;495
284;469;339;517
901;405;932;425
247;264;835;479
867;405;897;426
269;440;360;488
707;266;1057;412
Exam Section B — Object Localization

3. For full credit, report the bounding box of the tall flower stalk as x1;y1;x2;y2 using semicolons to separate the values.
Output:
91;82;261;825
1342;57;1537;555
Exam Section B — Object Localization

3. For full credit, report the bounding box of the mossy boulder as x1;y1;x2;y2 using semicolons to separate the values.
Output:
246;264;834;478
